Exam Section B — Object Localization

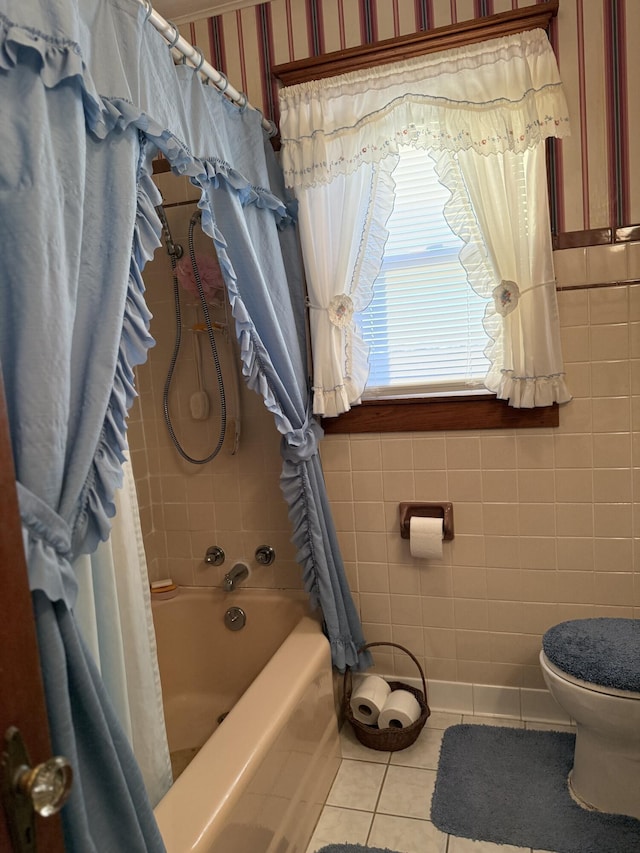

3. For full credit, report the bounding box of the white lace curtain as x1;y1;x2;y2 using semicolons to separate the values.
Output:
278;28;572;416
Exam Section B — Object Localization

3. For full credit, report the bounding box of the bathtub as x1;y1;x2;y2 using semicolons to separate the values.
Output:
152;586;340;853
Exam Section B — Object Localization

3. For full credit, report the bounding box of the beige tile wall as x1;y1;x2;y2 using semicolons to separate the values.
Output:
131;173;640;691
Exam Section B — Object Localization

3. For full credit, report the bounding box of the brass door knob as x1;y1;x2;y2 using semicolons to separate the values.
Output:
15;756;73;817
2;727;73;852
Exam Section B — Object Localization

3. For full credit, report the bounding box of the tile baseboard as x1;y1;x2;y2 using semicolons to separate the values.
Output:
380;675;572;725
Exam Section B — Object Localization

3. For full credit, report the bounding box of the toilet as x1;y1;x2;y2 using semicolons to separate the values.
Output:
539;618;640;820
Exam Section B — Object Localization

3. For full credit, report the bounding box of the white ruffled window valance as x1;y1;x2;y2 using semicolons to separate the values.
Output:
279;29;572;416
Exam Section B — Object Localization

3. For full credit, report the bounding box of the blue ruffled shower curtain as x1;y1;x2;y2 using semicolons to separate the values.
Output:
189;87;370;672
0;1;367;848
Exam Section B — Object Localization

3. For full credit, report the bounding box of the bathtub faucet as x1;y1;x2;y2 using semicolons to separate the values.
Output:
223;562;249;591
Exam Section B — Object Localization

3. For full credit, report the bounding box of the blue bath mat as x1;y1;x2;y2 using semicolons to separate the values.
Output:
431;724;640;853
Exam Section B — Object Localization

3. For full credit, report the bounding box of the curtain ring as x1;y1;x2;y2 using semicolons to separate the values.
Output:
216;72;229;93
254;106;277;137
192;46;205;72
166;20;181;48
236;91;248;109
142;0;153;22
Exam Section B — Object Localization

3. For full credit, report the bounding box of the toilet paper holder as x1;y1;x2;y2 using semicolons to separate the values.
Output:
399;502;454;540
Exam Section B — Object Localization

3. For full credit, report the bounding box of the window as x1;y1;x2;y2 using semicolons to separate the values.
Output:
359;145;490;400
275;3;567;433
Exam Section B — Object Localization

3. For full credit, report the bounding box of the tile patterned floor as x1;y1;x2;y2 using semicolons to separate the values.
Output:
306;712;577;853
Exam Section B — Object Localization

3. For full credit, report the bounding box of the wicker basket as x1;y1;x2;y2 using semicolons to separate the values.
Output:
343;641;430;751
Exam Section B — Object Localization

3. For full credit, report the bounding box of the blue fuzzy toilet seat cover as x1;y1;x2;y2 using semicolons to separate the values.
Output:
542;618;640;692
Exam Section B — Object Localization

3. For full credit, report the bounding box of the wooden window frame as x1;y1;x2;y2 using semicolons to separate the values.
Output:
272;2;559;86
273;1;561;434
322;396;558;434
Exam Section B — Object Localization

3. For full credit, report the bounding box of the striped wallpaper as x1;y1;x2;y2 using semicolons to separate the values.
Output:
179;0;639;234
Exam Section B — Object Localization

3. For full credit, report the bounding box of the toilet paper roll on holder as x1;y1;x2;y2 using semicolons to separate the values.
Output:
399;502;454;540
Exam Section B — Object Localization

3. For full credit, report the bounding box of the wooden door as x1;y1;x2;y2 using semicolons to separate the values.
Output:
0;373;65;851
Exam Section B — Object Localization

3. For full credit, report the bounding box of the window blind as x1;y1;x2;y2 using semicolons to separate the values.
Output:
357;146;491;399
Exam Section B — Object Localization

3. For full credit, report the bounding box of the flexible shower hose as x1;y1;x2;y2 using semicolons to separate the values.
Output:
162;209;227;464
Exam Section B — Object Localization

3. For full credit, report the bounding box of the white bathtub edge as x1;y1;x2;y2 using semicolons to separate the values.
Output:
154;615;331;853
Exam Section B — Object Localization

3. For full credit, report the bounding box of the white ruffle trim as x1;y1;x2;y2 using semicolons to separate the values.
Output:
486;370;572;408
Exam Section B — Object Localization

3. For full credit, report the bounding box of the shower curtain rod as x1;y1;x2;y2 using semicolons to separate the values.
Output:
139;0;276;135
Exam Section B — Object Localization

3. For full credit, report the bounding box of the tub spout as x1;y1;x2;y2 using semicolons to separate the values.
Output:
223;562;249;591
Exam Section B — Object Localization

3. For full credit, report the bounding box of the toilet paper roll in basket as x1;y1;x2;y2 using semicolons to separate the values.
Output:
349;675;391;725
344;641;430;751
378;689;422;730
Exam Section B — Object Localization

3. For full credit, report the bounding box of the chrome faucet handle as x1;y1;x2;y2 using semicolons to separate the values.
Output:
255;545;275;566
205;546;225;566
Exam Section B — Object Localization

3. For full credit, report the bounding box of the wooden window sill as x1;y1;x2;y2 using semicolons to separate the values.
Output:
321;395;559;434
